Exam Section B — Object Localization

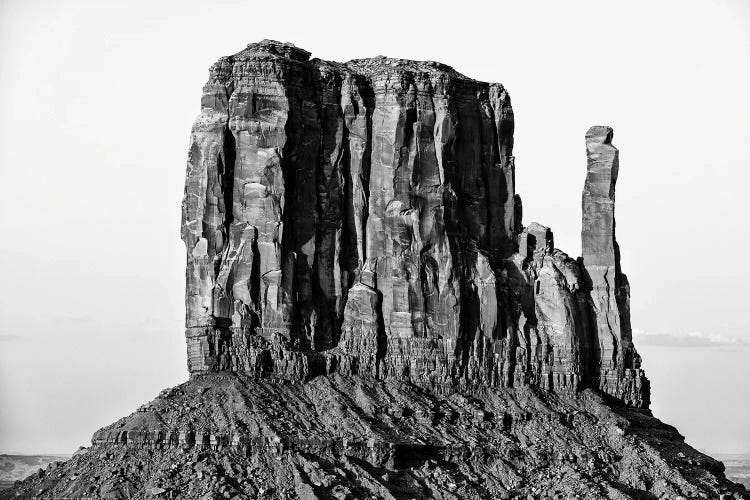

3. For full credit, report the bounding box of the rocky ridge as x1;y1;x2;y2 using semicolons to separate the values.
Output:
3;40;746;499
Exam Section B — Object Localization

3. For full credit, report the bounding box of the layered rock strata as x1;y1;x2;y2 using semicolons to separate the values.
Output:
5;375;746;500
181;40;646;407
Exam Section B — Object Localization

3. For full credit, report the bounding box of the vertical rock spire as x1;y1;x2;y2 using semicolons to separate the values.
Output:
582;126;649;407
582;126;619;268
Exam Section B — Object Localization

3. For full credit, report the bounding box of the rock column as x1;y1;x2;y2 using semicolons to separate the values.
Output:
582;126;648;407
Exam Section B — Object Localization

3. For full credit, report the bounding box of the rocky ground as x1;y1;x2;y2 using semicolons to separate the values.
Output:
3;374;747;499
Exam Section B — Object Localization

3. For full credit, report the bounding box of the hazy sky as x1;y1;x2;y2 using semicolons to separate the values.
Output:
1;0;749;455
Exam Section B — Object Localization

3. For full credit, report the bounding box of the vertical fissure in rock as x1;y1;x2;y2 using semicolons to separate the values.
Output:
360;82;373;269
221;124;236;239
339;81;360;301
280;87;302;349
332;120;351;347
479;88;496;254
312;69;347;351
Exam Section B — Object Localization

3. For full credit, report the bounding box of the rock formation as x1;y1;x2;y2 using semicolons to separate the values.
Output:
3;40;746;499
179;41;647;406
582;126;645;407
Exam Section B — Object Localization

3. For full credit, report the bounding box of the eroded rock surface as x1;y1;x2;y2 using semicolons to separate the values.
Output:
178;40;646;407
4;41;746;500
181;41;519;386
5;375;746;500
582;126;647;407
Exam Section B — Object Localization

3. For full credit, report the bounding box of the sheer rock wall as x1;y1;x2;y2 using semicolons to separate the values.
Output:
181;40;648;407
582;126;648;407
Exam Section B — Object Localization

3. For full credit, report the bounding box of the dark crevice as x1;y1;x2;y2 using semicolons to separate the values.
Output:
360;77;374;263
249;227;261;312
221;126;236;232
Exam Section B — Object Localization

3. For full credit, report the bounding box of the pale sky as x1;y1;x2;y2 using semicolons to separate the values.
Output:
1;0;749;455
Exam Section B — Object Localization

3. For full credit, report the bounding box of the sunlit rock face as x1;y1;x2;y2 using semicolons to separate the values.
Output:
581;126;648;407
181;39;647;408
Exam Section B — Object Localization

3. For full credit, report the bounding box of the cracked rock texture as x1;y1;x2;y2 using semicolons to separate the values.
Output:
3;40;746;499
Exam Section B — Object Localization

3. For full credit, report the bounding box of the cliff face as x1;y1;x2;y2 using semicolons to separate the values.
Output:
4;40;747;500
181;40;647;407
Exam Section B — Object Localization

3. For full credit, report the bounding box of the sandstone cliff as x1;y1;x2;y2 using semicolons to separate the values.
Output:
3;41;746;500
181;40;646;407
